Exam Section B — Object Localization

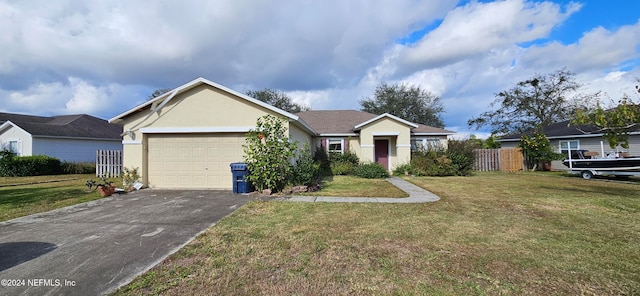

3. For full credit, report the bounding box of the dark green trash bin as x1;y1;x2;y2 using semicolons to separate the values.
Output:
230;163;252;193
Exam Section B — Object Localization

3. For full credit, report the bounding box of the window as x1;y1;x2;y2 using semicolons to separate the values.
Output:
6;140;19;155
327;139;344;154
410;139;424;152
559;140;579;154
411;138;442;151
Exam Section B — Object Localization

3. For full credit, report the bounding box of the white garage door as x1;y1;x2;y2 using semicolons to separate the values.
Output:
147;133;246;189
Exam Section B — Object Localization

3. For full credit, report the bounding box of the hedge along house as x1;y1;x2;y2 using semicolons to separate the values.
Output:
0;112;122;162
109;78;316;189
296;110;455;171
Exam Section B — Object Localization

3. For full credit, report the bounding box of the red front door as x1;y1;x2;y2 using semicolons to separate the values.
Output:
375;139;389;171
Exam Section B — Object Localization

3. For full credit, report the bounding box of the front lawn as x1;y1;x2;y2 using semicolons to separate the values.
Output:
0;174;109;222
115;172;639;295
300;175;408;198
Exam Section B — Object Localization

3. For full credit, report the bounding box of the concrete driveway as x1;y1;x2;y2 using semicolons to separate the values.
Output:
0;190;252;296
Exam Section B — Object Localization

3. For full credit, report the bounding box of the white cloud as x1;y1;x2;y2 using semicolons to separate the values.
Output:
397;0;580;72
0;0;639;135
1;77;143;118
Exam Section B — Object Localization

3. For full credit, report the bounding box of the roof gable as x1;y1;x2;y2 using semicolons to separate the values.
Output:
354;113;418;130
109;77;316;135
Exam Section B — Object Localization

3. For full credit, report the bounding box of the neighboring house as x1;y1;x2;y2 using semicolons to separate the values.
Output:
109;77;454;190
498;120;640;170
0;112;123;162
296;110;454;171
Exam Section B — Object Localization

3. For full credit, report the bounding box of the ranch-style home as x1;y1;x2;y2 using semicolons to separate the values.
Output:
0;112;122;162
498;120;640;170
109;77;454;189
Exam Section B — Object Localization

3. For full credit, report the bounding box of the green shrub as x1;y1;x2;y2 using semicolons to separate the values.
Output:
61;161;96;174
411;147;456;176
121;166;141;190
446;139;479;176
393;163;415;176
292;144;320;186
243;115;296;192
354;163;389;179
329;151;359;166
331;161;355;175
0;154;62;177
313;148;332;177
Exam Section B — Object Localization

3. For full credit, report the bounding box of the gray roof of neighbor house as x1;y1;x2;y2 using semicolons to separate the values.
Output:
0;112;122;140
499;119;640;142
296;110;454;135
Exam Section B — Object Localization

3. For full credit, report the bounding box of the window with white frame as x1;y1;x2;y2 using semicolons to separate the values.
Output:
327;139;344;154
410;138;442;151
4;140;19;155
559;140;579;154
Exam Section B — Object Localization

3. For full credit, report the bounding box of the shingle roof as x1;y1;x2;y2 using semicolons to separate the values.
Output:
499;119;640;141
296;110;455;135
0;112;122;140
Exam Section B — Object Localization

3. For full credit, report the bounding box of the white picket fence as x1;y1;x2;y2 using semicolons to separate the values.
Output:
96;150;123;177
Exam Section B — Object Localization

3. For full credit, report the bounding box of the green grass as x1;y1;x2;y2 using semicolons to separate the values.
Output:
300;175;408;197
0;174;112;222
114;172;639;295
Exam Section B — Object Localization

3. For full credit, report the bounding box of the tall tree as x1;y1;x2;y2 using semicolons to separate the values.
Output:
571;80;640;149
246;88;310;113
360;82;444;128
147;88;172;100
468;69;598;135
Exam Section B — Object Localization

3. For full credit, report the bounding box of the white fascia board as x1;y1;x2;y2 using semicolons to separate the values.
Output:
33;135;122;141
354;113;418;130
411;132;456;136
319;133;358;137
372;132;400;136
361;144;375;148
139;126;254;133
123;140;143;145
396;144;412;147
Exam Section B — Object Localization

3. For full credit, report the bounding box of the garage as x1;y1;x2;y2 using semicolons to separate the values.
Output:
109;78;314;190
147;133;246;189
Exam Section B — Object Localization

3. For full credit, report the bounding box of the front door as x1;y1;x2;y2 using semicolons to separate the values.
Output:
374;139;389;171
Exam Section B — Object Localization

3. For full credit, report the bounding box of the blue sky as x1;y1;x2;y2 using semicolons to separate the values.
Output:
1;0;639;138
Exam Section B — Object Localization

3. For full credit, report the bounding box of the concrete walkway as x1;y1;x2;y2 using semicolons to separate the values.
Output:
287;177;440;203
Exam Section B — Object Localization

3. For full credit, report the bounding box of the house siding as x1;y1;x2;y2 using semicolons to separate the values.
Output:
32;137;122;162
289;123;312;151
0;125;33;156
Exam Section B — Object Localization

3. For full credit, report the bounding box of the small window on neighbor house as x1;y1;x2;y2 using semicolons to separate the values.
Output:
559;140;579;155
327;139;344;154
8;141;19;155
411;138;442;151
410;139;424;152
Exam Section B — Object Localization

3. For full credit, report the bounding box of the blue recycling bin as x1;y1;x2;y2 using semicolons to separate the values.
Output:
230;163;252;193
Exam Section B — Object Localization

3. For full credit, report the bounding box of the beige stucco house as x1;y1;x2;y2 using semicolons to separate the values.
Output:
110;77;454;189
296;110;454;172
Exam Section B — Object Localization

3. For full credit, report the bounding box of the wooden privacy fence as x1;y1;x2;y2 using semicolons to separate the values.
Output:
96;150;123;177
474;148;524;172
